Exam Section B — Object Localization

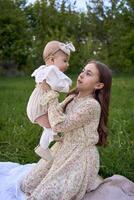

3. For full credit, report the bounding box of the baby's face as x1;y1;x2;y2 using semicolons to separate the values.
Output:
53;52;69;72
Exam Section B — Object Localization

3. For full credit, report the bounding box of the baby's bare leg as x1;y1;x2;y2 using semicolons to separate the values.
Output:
35;114;51;128
21;158;52;195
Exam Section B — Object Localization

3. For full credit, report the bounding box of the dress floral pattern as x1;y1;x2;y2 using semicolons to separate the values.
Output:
21;91;101;200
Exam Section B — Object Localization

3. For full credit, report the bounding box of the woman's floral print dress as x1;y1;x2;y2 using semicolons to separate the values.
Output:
21;91;101;200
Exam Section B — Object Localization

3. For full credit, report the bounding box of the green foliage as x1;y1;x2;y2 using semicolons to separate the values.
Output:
95;0;134;73
0;75;134;181
0;0;134;74
0;0;31;72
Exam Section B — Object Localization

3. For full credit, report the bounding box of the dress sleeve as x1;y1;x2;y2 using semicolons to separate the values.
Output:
48;97;100;133
40;90;59;106
45;68;72;93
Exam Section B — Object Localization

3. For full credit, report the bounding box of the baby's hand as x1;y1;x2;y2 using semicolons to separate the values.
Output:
40;81;51;92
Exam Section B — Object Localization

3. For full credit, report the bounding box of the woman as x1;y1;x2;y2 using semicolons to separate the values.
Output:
20;60;112;200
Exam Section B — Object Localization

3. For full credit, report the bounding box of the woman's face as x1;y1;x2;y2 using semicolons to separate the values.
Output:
77;63;100;94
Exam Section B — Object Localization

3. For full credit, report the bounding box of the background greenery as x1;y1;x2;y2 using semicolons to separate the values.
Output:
0;75;134;181
0;0;134;75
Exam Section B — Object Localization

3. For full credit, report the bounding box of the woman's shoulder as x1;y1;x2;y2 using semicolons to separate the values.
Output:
82;97;101;112
88;97;100;106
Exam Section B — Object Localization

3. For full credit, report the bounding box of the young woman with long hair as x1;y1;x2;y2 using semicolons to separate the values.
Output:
21;60;112;200
65;60;112;146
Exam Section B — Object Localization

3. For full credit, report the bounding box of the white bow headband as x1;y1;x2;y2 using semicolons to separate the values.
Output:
45;42;75;61
59;42;75;55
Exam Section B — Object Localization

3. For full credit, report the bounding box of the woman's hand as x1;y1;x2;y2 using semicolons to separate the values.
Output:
39;81;51;92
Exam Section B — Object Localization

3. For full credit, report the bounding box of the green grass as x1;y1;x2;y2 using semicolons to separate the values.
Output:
0;75;134;181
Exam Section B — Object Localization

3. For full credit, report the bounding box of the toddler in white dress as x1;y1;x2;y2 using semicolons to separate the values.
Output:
26;40;75;162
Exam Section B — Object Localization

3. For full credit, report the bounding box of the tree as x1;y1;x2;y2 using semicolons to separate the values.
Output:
0;0;31;74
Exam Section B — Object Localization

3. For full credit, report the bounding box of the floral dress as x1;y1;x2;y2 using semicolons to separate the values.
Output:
21;91;101;200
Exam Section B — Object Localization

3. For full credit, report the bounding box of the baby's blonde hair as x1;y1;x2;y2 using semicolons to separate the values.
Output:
43;40;66;62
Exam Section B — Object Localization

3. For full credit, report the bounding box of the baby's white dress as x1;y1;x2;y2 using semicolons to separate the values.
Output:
27;64;72;123
26;65;72;159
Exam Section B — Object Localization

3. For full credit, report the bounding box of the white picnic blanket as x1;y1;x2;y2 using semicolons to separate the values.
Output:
0;162;134;200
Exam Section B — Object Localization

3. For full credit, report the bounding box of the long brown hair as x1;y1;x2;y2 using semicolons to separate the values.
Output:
64;60;112;146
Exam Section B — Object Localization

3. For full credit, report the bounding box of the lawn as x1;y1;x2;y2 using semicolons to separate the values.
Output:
0;75;134;181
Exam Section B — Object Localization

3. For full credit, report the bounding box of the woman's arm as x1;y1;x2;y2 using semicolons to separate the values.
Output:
48;98;100;133
40;83;100;133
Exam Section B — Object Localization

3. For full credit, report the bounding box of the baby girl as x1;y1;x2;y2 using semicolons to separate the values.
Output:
26;40;75;162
